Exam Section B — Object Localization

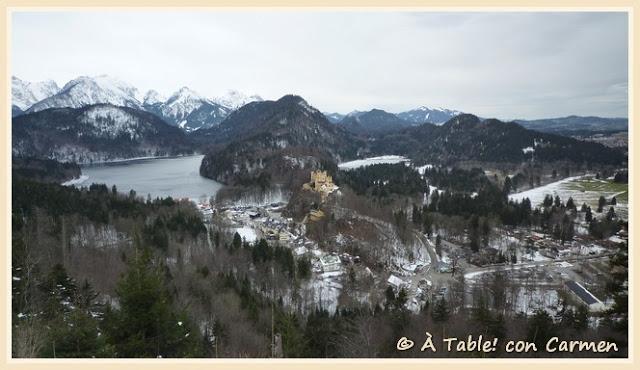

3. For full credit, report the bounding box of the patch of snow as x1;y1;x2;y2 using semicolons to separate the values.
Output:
234;226;257;243
338;155;410;170
61;175;89;186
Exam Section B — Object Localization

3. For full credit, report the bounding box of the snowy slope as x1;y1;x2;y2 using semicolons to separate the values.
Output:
212;89;262;110
397;106;463;125
160;87;209;123
12;76;60;110
143;89;166;106
323;112;345;123
27;75;142;113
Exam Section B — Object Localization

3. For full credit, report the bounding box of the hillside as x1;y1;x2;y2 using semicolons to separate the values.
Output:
337;109;413;135
13;104;194;164
12;157;81;183
199;95;362;187
396;105;463;125
370;114;626;166
515;116;628;135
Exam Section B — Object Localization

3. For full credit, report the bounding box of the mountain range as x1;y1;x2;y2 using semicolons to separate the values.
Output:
11;75;627;173
370;114;626;166
197;99;625;192
12;76;60;113
515;116;628;135
323;106;463;136
12;75;262;132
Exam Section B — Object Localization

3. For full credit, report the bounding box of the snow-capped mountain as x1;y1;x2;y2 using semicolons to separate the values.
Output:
346;110;366;118
396;106;463;125
12;76;60;111
143;90;166;106
11;74;267;132
27;75;142;113
159;87;208;123
212;90;262;110
143;87;231;132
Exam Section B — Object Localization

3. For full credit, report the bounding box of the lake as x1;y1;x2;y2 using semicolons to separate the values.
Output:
70;155;223;201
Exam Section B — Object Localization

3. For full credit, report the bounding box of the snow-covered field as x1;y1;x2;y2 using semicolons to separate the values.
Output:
305;271;344;313
511;287;560;316
508;175;587;205
234;226;257;243
338;155;410;170
509;174;628;219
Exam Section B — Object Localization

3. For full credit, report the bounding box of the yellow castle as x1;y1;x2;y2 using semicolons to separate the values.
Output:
303;170;338;195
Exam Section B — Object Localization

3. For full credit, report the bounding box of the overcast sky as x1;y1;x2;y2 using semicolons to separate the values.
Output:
12;11;628;119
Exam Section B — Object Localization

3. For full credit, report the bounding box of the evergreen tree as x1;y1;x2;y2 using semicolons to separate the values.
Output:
103;243;203;357
431;297;450;323
232;232;242;250
598;195;607;213
527;309;556;350
585;206;593;223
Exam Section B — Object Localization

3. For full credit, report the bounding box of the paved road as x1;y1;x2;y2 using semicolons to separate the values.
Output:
463;253;613;280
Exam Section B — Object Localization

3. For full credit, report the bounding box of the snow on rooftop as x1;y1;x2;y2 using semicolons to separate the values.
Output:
387;274;406;288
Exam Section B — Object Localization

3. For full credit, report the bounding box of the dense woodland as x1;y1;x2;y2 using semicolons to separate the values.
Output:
12;157;81;183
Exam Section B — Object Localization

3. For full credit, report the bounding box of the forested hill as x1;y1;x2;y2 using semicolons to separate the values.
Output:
12;104;194;164
198;95;362;187
337;109;413;135
370;114;626;166
12;157;81;183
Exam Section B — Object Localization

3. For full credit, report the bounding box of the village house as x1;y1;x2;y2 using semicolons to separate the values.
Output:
320;254;342;273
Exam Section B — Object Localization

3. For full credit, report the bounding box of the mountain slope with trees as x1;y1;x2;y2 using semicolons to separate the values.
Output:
370;114;626;166
198;95;362;188
13;104;194;164
337;109;413;135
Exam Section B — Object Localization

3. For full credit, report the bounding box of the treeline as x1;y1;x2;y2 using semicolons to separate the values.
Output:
337;163;427;198
422;167;491;193
13;178;205;233
12;157;81;183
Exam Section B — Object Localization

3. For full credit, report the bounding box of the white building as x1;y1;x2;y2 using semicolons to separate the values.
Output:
320;255;341;272
387;274;408;290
